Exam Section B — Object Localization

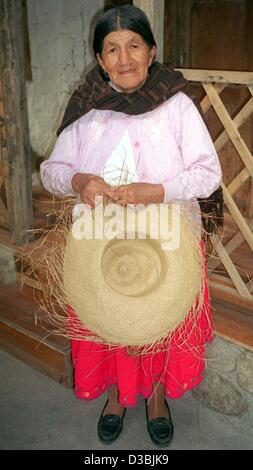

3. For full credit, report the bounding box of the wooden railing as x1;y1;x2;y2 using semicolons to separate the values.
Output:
177;68;253;304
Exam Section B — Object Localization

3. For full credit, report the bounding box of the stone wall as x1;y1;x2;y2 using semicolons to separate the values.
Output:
192;336;253;433
26;0;104;159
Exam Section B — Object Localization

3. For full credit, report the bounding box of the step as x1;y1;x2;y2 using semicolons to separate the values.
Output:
212;297;253;352
0;282;73;387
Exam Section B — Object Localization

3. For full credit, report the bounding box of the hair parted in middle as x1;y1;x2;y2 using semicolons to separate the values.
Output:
93;4;157;57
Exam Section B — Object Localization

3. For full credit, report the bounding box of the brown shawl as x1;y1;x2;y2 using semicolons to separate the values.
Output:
57;62;223;234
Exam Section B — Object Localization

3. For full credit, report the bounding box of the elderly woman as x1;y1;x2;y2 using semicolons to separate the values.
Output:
40;5;222;447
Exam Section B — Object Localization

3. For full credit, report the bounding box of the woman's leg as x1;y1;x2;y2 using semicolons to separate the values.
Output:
103;384;125;416
146;382;174;446
98;384;126;444
146;382;170;419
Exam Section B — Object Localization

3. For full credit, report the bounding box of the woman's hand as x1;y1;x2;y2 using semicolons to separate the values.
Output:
107;182;165;206
71;173;112;208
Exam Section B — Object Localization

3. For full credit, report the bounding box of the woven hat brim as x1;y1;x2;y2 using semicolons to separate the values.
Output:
64;204;204;347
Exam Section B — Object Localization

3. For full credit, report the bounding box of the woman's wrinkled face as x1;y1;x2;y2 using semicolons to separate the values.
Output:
97;29;156;93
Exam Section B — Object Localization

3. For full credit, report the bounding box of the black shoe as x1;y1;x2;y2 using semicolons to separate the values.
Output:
97;400;126;444
145;399;174;447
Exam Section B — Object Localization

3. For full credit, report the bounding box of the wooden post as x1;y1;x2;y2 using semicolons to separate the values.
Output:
168;0;192;67
133;0;164;63
176;0;192;67
0;0;33;244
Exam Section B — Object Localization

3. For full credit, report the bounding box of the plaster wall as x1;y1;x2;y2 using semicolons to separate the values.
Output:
26;0;104;158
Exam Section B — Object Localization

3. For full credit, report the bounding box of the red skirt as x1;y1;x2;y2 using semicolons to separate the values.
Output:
70;244;212;407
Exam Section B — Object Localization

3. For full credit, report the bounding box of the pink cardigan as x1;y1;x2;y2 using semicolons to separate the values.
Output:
40;91;222;202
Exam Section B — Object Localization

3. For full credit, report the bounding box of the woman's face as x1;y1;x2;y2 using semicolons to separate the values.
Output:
97;29;156;93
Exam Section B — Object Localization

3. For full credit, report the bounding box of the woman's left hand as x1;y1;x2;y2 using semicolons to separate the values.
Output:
106;182;164;206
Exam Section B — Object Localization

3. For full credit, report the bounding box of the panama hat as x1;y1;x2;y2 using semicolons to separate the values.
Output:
63;202;204;347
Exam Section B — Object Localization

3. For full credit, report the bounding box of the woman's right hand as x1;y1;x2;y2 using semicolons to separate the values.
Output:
71;173;112;208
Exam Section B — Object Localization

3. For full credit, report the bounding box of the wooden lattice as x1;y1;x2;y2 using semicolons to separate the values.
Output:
177;69;253;303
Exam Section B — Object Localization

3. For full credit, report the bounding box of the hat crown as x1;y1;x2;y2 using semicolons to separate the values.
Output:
101;237;166;297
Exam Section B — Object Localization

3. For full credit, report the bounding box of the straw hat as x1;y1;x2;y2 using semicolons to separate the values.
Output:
63;203;204;347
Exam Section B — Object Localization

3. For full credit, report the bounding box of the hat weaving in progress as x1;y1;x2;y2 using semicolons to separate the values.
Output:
63;203;204;348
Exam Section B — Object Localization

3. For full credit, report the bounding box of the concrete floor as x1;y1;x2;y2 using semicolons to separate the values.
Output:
0;348;252;451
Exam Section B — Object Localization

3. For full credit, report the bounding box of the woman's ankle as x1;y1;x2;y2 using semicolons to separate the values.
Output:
103;385;125;416
146;383;169;420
